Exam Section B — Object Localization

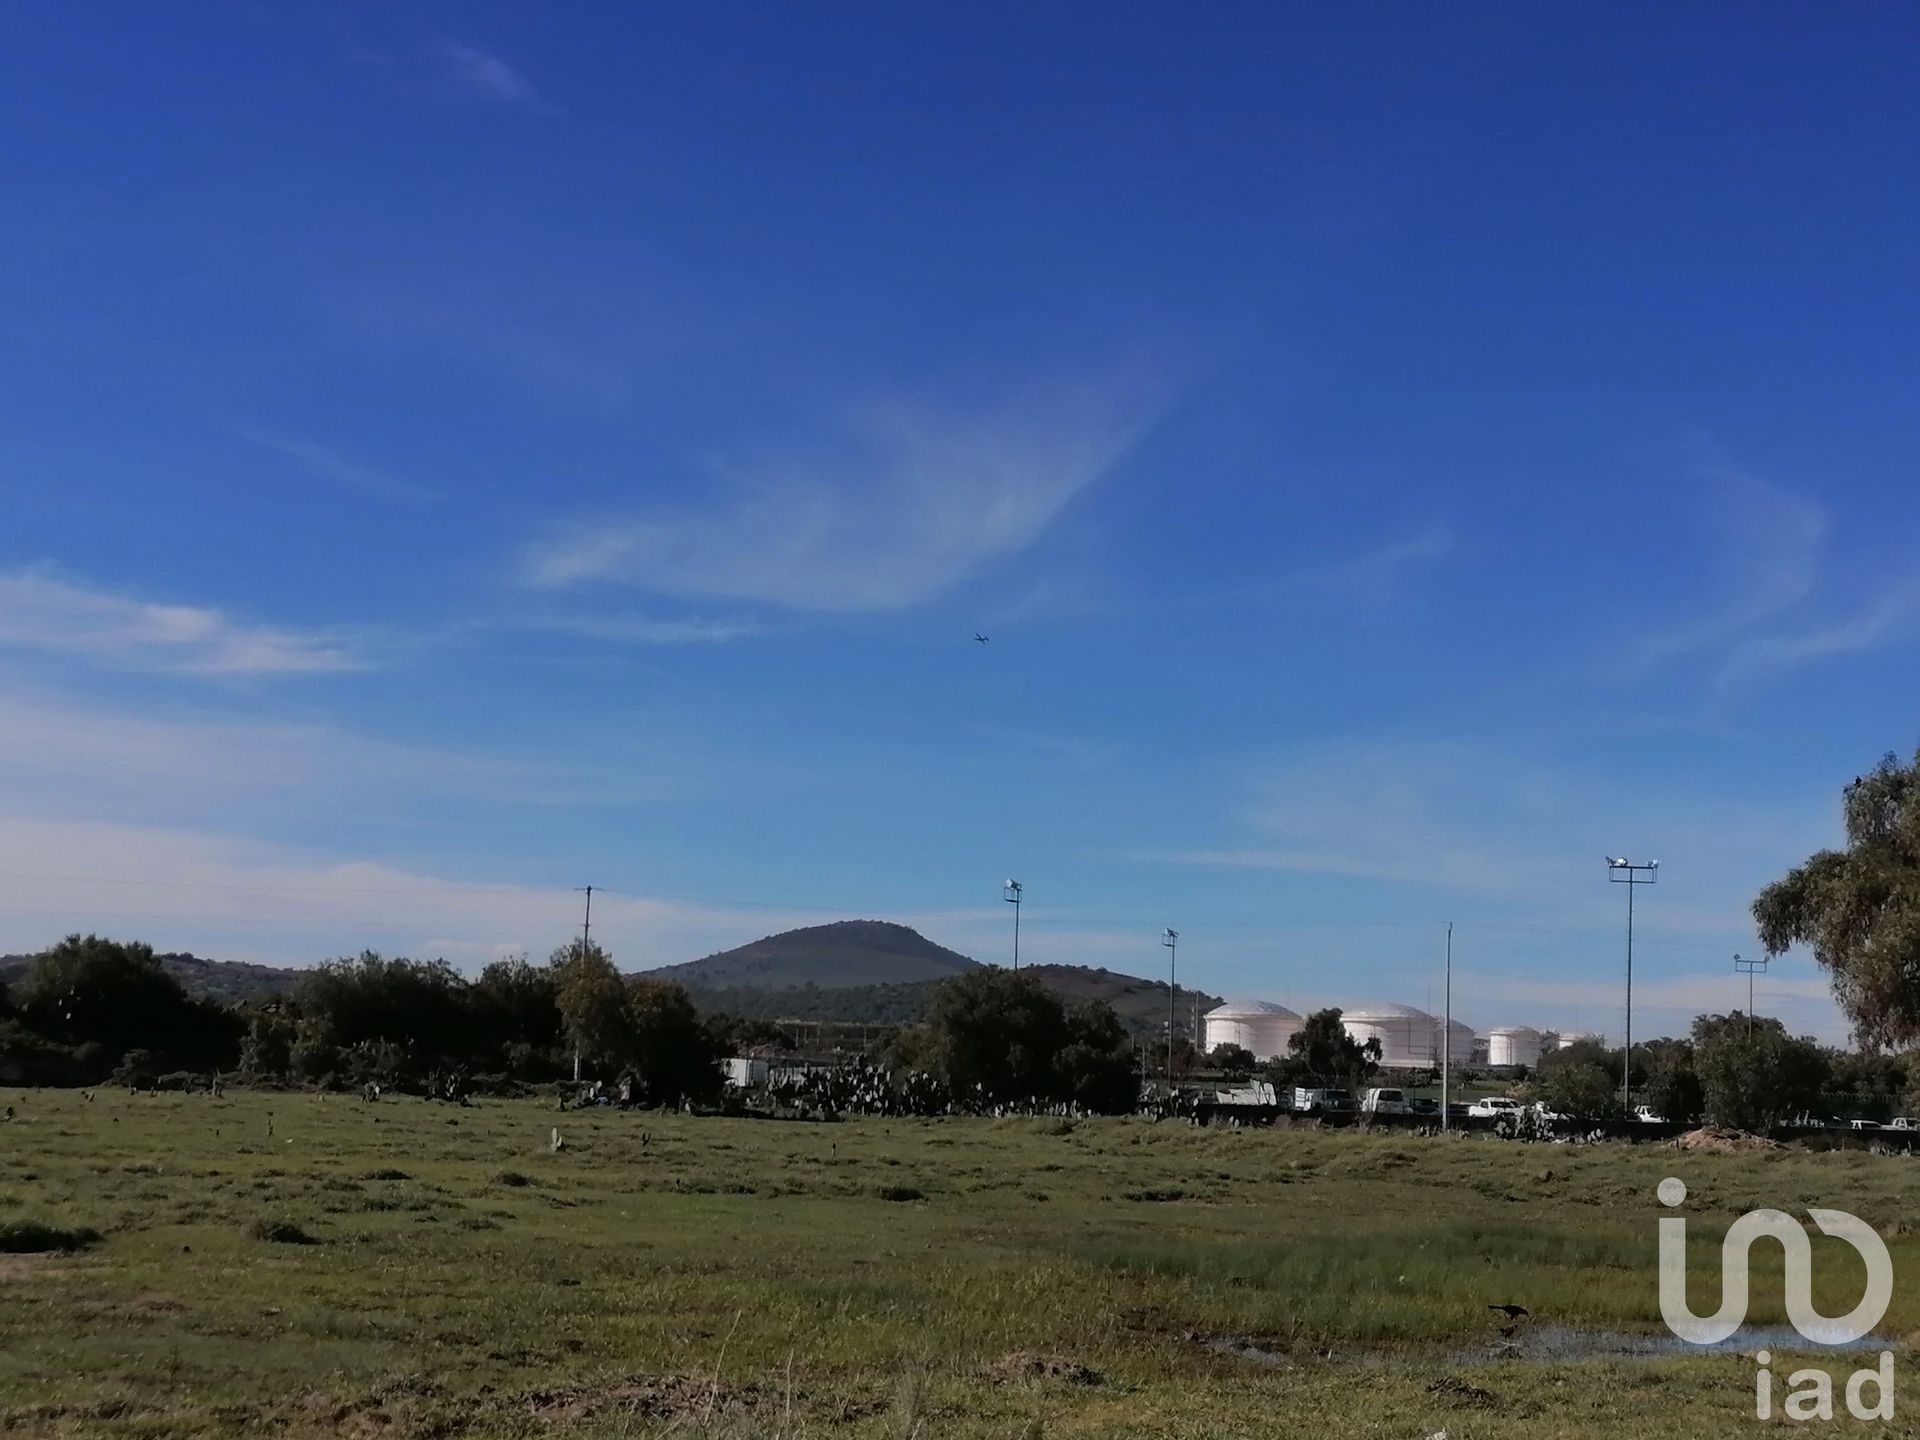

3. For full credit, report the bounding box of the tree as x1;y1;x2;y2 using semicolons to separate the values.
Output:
1209;1043;1257;1079
1644;1048;1705;1125
471;954;564;1075
1755;749;1920;1047
622;978;723;1105
1536;1062;1623;1122
14;934;238;1070
238;1013;294;1078
1273;1009;1380;1088
1053;1002;1139;1113
295;952;470;1072
919;967;1071;1104
1694;1013;1830;1131
550;940;627;1076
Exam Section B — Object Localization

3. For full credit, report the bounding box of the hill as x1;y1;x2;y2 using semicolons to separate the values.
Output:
679;958;1219;1039
646;919;980;989
0;950;298;1006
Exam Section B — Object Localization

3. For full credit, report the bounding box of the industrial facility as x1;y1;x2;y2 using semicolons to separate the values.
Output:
1197;996;1564;1074
1201;999;1302;1060
1486;1025;1544;1068
1338;1002;1439;1068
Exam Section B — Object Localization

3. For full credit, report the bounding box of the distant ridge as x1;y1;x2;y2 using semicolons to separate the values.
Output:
645;919;980;989
0;950;298;1005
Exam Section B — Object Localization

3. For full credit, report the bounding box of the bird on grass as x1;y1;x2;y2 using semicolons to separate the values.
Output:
1487;1304;1529;1320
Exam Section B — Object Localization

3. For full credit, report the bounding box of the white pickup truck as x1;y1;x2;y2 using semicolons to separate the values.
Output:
1467;1097;1524;1119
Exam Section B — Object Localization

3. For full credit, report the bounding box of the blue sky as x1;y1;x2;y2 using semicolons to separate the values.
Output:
3;4;1917;1043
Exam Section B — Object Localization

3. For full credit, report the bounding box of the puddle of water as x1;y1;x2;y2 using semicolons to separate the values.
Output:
1450;1324;1896;1365
1196;1335;1294;1368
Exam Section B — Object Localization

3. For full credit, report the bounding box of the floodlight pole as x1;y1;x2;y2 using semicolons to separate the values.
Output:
1442;921;1453;1134
1163;929;1179;1099
1004;880;1023;971
1606;859;1658;1110
572;884;595;1083
1735;952;1767;1038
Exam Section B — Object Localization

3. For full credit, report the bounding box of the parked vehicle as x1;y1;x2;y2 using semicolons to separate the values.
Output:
1887;1117;1918;1130
1467;1097;1523;1119
1409;1097;1440;1117
1848;1118;1882;1131
1362;1087;1410;1115
1292;1087;1357;1114
1633;1104;1666;1123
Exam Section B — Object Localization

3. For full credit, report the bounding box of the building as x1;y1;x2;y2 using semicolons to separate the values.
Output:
1202;999;1303;1061
1339;1002;1438;1069
1487;1025;1545;1068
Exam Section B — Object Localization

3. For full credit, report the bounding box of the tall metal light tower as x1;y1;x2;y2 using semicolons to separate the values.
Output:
1735;952;1767;1037
1003;879;1023;971
1162;928;1179;1098
1606;857;1658;1109
1442;921;1454;1134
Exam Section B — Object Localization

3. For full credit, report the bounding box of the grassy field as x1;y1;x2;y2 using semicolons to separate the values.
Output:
2;1091;1917;1437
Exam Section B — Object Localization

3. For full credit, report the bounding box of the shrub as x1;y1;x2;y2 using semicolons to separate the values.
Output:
0;1220;102;1253
246;1217;320;1245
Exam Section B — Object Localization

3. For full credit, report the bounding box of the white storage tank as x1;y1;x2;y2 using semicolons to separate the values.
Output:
1439;1019;1475;1067
1339;1002;1437;1069
1487;1026;1544;1068
1203;999;1303;1061
1558;1031;1602;1050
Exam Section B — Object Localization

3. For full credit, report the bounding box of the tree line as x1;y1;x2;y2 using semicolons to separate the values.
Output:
0;935;1145;1113
2;741;1915;1122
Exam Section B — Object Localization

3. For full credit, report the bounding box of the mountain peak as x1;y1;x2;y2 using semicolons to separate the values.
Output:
645;919;979;989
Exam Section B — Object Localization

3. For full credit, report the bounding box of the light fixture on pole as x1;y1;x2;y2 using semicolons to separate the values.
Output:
1003;879;1023;971
1442;921;1454;1134
1735;952;1767;1037
1606;857;1658;1110
1162;928;1179;1098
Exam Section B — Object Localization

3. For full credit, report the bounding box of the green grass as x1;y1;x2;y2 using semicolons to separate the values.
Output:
0;1090;1914;1436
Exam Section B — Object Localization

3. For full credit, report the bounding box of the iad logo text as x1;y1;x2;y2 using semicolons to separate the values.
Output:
1658;1176;1895;1421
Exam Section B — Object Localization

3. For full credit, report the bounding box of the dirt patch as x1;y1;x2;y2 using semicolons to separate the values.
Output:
0;1252;58;1281
1674;1128;1781;1154
281;1393;395;1440
989;1351;1105;1386
521;1374;766;1423
1427;1376;1498;1407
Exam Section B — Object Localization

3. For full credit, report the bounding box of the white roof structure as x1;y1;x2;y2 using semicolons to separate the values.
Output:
1206;999;1302;1019
1340;1001;1435;1022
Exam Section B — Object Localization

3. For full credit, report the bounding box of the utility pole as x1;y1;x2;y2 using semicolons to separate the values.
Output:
1442;921;1453;1134
1735;953;1767;1038
1003;879;1023;971
573;885;595;1082
1606;859;1658;1110
1162;929;1179;1100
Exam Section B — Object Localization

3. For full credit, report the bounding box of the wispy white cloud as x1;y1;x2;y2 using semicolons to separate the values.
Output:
523;373;1169;613
530;612;768;646
1149;738;1832;936
1717;576;1920;692
230;425;437;505
0;682;670;820
1290;525;1456;599
0;569;362;676
430;41;536;106
0;817;823;973
1630;456;1828;674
